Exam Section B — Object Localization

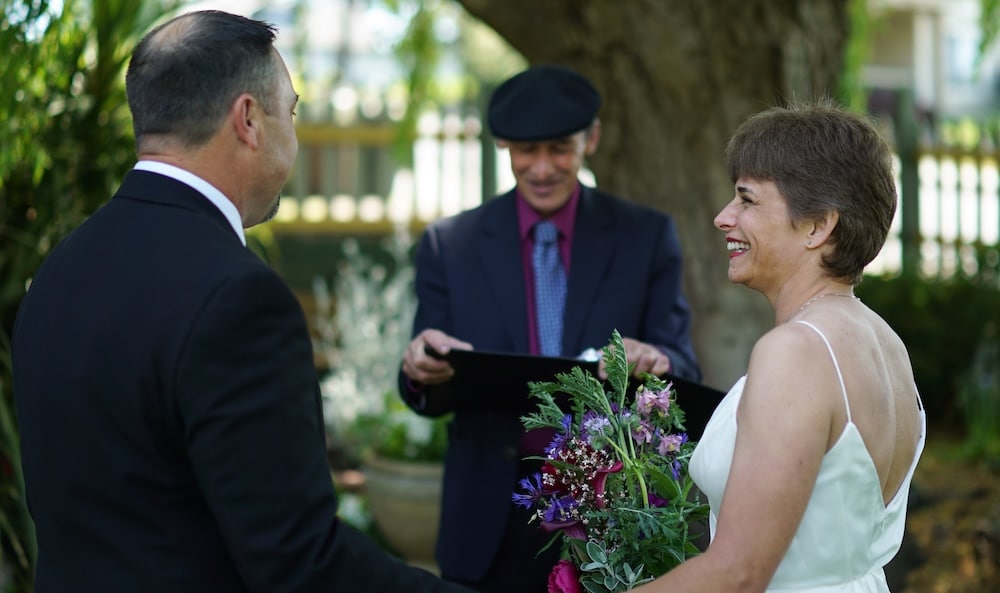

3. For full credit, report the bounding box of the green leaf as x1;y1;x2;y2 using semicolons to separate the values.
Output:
586;539;608;564
664;544;687;565
649;464;683;499
623;562;636;582
602;330;629;403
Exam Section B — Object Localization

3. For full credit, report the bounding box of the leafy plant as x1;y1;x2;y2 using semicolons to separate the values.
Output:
0;1;177;588
856;273;1000;432
514;331;708;592
315;228;450;464
347;392;449;463
957;329;1000;466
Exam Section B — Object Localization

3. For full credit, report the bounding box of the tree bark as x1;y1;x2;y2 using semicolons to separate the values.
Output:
456;0;850;388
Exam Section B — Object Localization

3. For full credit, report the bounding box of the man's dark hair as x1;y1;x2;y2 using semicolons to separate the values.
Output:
126;10;279;148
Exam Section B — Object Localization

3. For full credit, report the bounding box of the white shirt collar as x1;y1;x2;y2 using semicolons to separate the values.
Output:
133;160;247;246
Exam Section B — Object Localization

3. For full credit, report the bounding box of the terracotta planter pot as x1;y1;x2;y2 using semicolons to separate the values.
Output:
362;455;444;573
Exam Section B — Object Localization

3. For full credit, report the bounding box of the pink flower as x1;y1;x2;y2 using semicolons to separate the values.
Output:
548;559;583;593
636;386;672;417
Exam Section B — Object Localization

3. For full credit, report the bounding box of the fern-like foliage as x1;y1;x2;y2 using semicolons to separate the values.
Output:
513;330;709;592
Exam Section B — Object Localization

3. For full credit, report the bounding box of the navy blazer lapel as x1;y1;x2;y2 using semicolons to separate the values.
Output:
563;187;618;354
477;192;530;352
114;169;242;243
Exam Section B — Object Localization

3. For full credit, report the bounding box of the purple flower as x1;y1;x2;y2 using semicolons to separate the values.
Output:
543;495;579;524
580;411;611;444
632;419;655;445
545;414;574;456
541;495;587;540
512;472;545;509
670;458;682;480
648;492;669;508
657;433;685;456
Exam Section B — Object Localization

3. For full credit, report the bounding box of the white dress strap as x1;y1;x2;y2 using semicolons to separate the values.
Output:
795;320;851;423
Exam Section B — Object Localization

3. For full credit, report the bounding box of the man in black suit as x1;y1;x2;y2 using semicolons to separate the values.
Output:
12;10;477;593
399;65;701;592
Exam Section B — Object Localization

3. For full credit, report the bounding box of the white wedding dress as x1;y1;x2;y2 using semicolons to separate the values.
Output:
689;321;926;593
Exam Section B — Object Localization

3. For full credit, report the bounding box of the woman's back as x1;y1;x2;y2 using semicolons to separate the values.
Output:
798;304;923;505
690;310;926;592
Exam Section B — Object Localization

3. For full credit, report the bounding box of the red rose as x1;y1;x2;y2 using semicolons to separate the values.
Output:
548;559;582;593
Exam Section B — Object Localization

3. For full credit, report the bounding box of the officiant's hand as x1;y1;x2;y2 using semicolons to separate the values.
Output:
402;329;474;386
598;337;671;380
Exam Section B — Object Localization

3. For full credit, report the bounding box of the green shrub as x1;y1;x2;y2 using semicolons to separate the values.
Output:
857;273;1000;433
347;393;450;463
957;331;1000;465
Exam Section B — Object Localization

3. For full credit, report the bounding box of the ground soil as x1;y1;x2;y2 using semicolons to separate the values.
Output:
888;439;1000;593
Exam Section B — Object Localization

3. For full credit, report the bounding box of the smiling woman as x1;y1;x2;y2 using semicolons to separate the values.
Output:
629;99;924;593
714;177;826;302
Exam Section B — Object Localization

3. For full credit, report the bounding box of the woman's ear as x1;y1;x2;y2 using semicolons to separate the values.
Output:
805;210;839;248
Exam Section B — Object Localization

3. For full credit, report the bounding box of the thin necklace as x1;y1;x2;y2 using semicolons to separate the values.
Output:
797;292;859;313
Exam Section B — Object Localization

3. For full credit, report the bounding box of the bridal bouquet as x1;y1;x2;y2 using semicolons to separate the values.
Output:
513;331;708;593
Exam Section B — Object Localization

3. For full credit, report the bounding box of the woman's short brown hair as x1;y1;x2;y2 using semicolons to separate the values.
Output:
725;98;897;284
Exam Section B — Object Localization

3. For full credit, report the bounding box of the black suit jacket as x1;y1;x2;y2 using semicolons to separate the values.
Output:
13;170;473;593
400;186;700;581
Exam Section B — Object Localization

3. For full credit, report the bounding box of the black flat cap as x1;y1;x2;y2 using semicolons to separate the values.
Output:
487;64;601;142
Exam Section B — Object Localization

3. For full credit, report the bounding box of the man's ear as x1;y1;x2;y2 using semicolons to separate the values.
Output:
584;118;601;156
231;93;260;149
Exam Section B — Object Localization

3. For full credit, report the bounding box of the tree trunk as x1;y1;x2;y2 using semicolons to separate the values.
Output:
456;0;850;388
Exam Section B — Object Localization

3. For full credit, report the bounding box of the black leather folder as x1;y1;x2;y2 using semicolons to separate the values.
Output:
432;347;726;440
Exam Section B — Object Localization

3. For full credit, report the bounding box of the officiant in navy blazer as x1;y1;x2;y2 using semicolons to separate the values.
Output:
11;11;476;593
399;65;701;593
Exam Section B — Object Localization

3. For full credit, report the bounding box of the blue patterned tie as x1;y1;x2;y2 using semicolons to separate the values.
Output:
533;220;566;356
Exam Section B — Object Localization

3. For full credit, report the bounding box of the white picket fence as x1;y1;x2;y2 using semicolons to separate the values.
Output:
269;111;1000;280
273;111;512;232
